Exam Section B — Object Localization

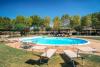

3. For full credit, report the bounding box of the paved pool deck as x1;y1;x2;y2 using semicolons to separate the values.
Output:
5;36;100;55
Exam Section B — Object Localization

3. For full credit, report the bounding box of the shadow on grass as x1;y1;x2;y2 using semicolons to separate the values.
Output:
25;58;48;65
25;59;48;66
25;59;40;65
60;54;79;67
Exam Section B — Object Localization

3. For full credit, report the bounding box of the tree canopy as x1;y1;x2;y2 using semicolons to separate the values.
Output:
53;16;60;30
70;15;81;28
0;12;100;31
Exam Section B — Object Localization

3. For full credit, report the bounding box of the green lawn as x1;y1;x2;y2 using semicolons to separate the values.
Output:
0;43;100;67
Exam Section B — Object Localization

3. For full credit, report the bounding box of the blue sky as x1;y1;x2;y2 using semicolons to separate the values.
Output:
0;0;100;19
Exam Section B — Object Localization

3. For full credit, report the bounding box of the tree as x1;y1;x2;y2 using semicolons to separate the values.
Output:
25;17;33;26
53;16;60;30
30;15;41;27
81;15;92;27
16;16;25;23
61;14;70;21
61;14;70;29
91;12;100;29
44;16;50;27
15;16;30;36
70;15;81;28
0;17;11;29
10;19;16;30
15;16;26;29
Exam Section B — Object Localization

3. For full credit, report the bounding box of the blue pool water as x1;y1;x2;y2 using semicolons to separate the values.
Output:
21;37;89;46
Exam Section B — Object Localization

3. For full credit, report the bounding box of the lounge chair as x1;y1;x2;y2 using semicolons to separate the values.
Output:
39;49;57;64
21;42;32;49
32;46;47;50
76;46;96;54
63;50;80;67
63;50;80;58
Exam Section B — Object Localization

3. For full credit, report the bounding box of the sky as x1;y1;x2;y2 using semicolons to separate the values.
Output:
0;0;100;19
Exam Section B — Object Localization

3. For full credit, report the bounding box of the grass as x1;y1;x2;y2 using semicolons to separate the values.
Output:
0;43;64;67
0;43;100;67
76;54;100;67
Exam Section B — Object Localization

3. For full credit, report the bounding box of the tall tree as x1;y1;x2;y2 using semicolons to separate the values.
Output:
15;16;27;30
44;16;50;28
61;14;70;21
0;17;11;29
81;15;92;27
30;15;41;27
25;17;33;26
53;16;60;30
91;12;100;29
10;19;16;29
61;14;70;29
16;16;25;23
70;15;81;28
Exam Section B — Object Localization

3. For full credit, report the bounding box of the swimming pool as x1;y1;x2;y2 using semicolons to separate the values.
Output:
21;36;89;46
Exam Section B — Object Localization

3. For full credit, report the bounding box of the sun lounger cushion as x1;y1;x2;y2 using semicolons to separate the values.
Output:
32;46;47;50
64;50;80;58
76;47;96;52
41;49;56;58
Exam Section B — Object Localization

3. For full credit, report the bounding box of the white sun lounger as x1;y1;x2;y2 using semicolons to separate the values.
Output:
76;46;96;52
41;49;57;58
63;50;80;58
39;49;56;64
63;50;80;67
32;46;47;50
